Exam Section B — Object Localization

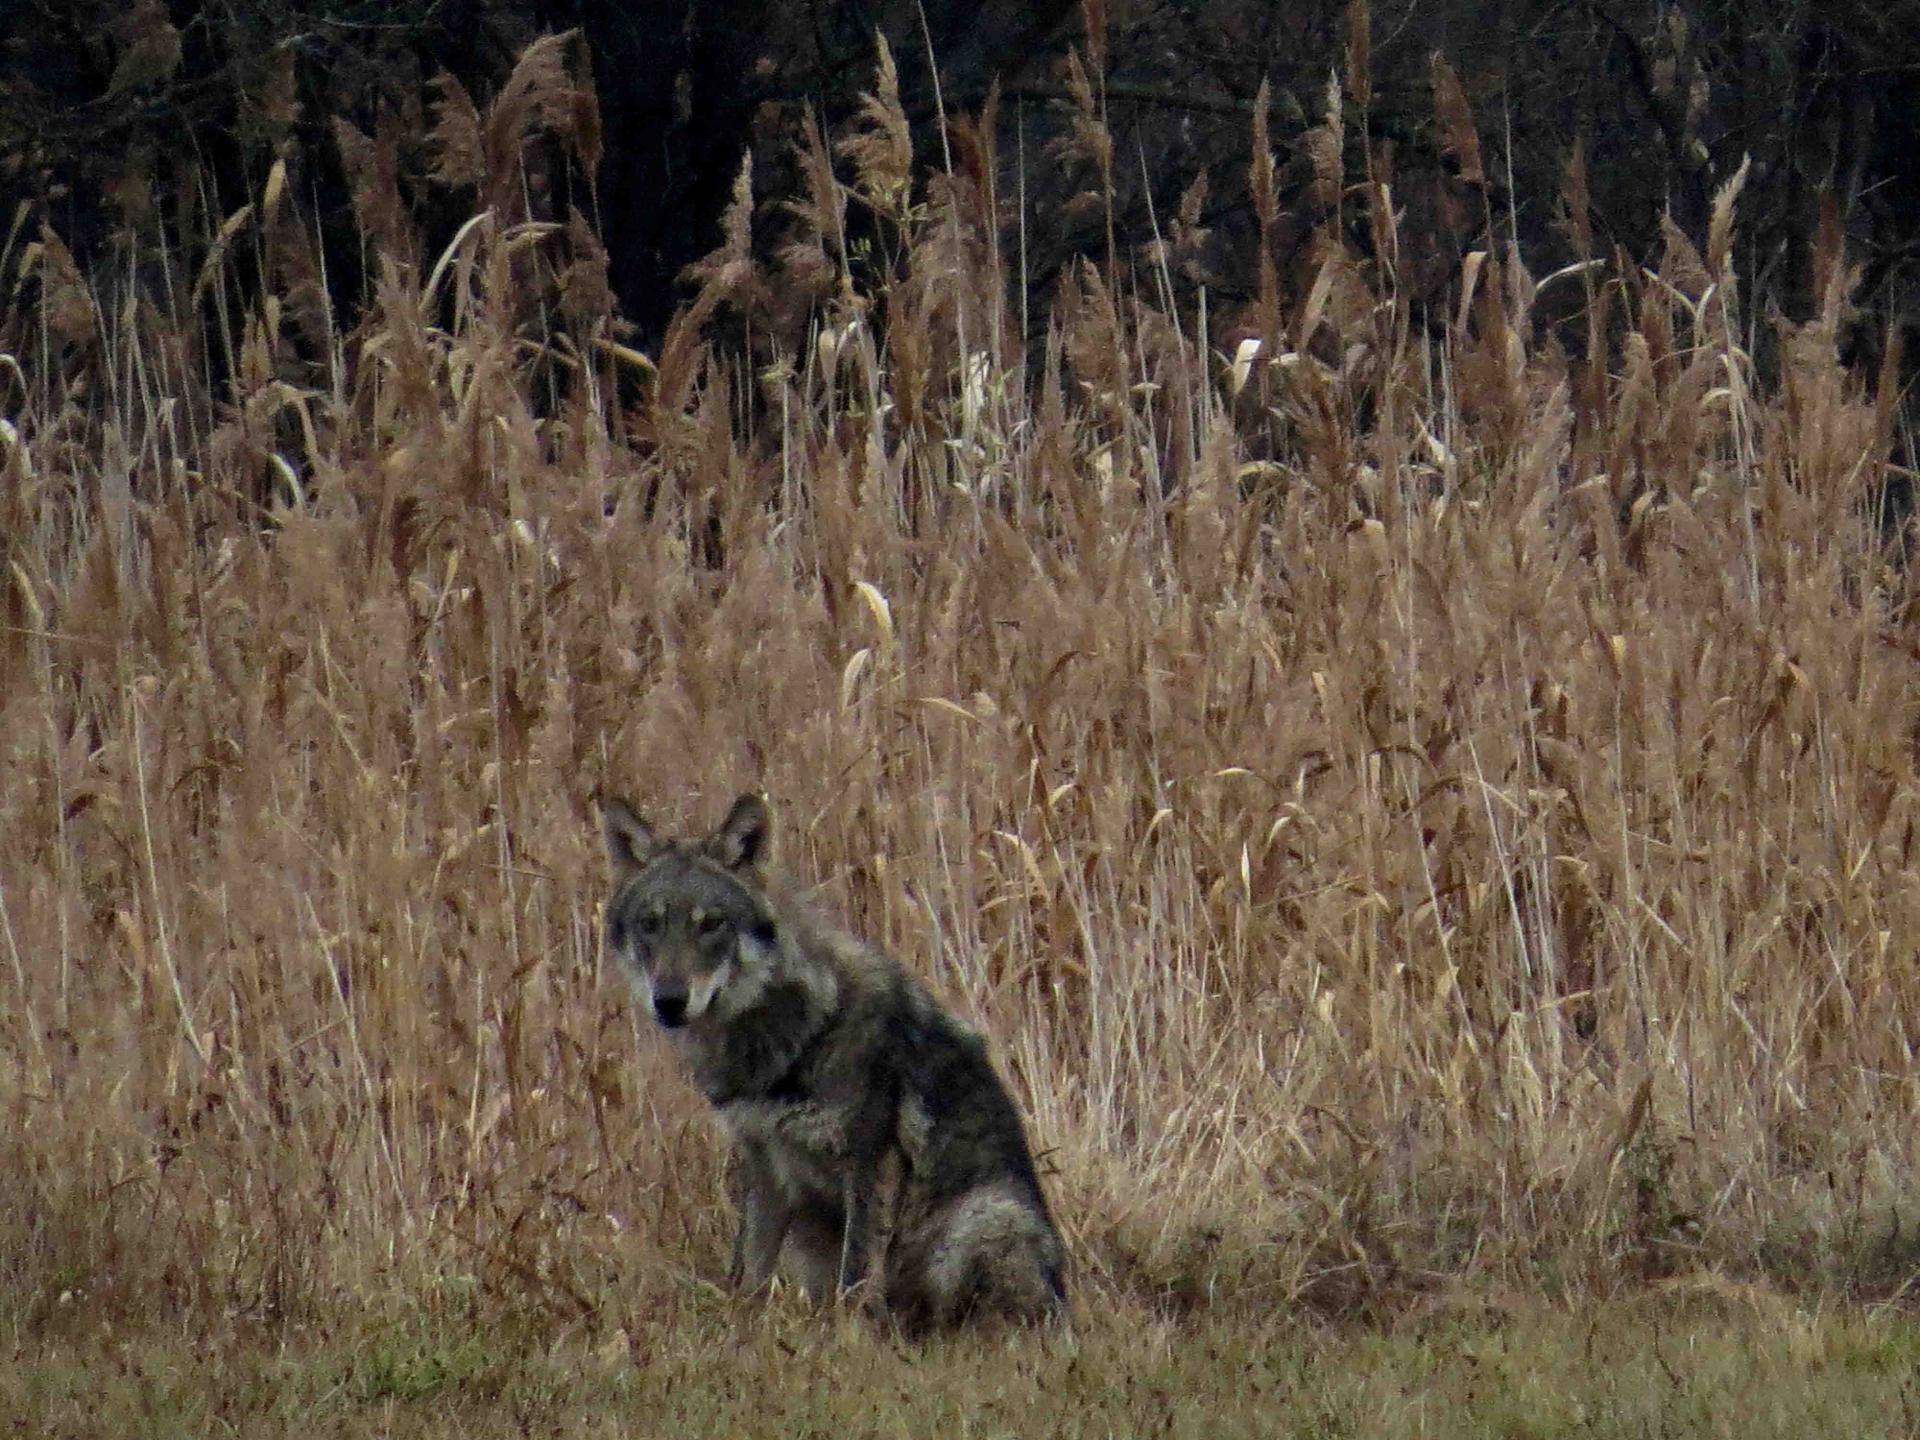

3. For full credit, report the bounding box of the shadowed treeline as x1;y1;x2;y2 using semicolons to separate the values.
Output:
7;0;1920;366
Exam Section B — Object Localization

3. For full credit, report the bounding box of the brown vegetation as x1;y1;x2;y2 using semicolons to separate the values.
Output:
2;22;1918;1368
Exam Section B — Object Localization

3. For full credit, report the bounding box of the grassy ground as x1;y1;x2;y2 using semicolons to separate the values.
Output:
11;1288;1920;1438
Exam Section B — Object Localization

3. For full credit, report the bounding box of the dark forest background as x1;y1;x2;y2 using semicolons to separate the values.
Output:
5;1;1918;376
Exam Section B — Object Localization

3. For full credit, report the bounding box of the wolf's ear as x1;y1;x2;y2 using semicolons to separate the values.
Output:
707;793;772;875
602;797;660;880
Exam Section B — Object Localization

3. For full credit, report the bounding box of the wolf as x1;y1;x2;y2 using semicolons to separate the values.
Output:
600;791;1067;1333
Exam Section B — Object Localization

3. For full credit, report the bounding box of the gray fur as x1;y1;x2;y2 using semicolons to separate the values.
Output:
884;992;1069;1334
600;792;1067;1333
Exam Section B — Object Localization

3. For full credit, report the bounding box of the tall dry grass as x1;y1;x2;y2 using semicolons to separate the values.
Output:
3;25;1919;1345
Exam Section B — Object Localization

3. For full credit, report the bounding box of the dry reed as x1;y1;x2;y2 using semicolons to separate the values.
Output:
2;27;1918;1350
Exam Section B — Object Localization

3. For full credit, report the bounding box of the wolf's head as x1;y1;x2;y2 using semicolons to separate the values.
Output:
601;793;781;1029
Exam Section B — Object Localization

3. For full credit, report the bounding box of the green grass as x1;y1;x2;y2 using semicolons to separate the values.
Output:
9;1291;1920;1438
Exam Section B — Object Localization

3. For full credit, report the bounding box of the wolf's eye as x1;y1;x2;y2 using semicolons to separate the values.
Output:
696;912;728;938
637;911;665;938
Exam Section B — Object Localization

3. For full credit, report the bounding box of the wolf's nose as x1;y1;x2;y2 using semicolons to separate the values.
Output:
653;989;689;1027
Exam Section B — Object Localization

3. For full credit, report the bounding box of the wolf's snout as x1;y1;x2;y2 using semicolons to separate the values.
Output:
653;986;690;1027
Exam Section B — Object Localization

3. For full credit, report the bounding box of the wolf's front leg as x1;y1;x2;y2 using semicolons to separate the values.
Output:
837;1171;872;1294
837;1124;899;1299
727;1145;791;1292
